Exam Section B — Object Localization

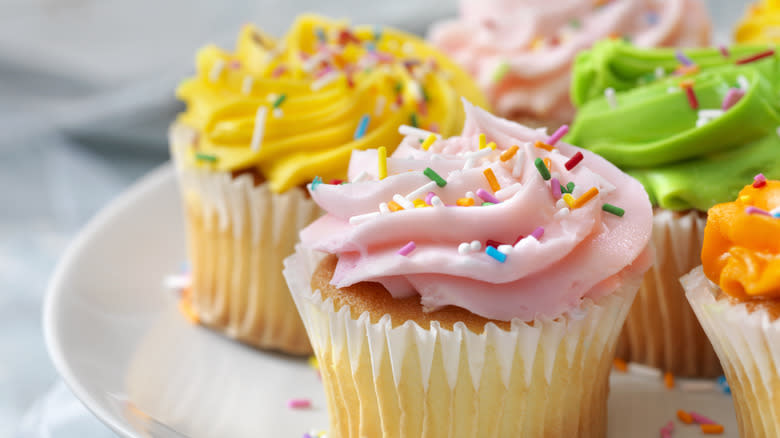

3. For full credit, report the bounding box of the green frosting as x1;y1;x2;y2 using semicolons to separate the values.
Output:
566;40;780;211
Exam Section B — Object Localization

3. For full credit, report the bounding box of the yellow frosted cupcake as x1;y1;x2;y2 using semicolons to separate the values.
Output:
171;15;487;355
735;0;780;43
284;102;653;436
683;176;780;438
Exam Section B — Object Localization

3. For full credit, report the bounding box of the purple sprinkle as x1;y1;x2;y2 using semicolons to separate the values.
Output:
530;227;545;240
398;241;416;256
719;45;730;58
550;178;562;200
746;206;771;216
690;412;716;425
228;60;242;69
476;188;500;204
676;50;693;66
755;173;767;185
547;124;569;146
425;191;436;205
721;88;745;111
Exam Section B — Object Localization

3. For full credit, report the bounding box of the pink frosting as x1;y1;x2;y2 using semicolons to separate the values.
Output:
428;0;711;121
300;101;653;321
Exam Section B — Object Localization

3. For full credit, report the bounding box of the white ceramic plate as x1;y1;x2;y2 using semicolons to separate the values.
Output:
45;164;739;438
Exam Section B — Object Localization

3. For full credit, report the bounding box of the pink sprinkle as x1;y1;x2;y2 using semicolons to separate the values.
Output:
272;65;287;78
228;60;242;70
476;188;500;204
746;206;770;216
690;412;716;425
754;173;767;188
721;88;745;111
398;241;416;256
428;123;440;133
660;420;674;438
547;125;569;146
287;398;311;409
663;420;674;432
530;227;544;240
315;65;334;78
550;178;562;200
719;45;730;58
425;192;436;205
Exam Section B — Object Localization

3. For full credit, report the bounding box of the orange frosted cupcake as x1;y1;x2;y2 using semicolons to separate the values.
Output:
683;175;780;438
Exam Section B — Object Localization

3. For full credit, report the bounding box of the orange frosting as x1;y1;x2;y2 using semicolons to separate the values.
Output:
702;180;780;299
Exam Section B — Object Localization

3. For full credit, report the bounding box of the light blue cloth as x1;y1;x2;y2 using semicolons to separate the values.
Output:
0;0;746;436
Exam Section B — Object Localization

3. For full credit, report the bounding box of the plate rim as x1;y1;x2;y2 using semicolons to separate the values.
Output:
42;163;175;438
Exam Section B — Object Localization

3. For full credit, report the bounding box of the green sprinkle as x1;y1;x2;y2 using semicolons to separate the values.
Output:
569;18;581;28
272;93;287;108
421;86;430;102
482;202;495;206
602;203;625;217
394;82;403;93
374;26;383;41
410;113;418;128
195;153;218;162
492;61;510;83
622;35;632;43
566;181;575;193
534;158;551;180
423;167;447;187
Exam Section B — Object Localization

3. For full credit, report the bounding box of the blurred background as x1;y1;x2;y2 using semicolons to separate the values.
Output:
0;0;750;436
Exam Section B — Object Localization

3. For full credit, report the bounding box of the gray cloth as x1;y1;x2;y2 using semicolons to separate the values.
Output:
0;0;746;436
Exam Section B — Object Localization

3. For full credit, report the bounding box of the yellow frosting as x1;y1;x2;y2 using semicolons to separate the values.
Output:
175;14;488;193
735;0;780;43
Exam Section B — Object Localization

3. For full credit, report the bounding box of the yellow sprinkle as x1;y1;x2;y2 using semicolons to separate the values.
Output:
740;195;752;204
500;145;519;161
456;197;475;206
486;141;497;150
387;200;403;211
543;158;552;171
377;146;387;180
413;199;427;208
179;298;200;325
421;134;437;151
531;36;544;50
534;141;554;152
308;356;319;369
478;133;487;149
563;193;575;208
573;187;599;209
483;168;501;192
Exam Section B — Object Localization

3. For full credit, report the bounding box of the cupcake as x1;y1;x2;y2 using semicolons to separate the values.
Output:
283;101;653;436
567;39;780;376
171;14;487;354
682;177;780;438
427;0;711;128
735;0;780;43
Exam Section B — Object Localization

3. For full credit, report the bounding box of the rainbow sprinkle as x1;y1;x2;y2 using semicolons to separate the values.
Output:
492;60;510;83
736;49;775;65
550;177;562;200
680;81;699;110
272;93;287;108
530;227;544;240
479;133;487;149
721;88;745;111
719;45;730;58
534;158;551;180
483;168;501;191
387;200;403;211
476;188;500;204
676;49;694;66
486;246;507;263
377;146;388;180
287;398;311;409
690;412;717;425
398;241;416;256
311;176;323;190
547;125;569;146
195;152;218;162
425;191;436;205
354;114;371;140
717;375;731;394
745;206;770;216
565;151;583;170
573;187;599;209
753;173;767;188
456;197;475;207
534;141;554;152
602;203;625;217
424;167;447;187
421;134;437;151
500;145;519;162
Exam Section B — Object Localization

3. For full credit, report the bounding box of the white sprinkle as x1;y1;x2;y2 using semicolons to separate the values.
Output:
267;93;279;103
511;148;525;178
464;158;475;170
554;208;570;219
393;194;415;210
374;95;386;117
311;71;341;91
399;125;441;139
431;196;444;207
431;154;442;160
379;202;390;214
402;41;415;54
550;171;561;180
513;236;533;250
470;240;482;251
406;181;438;200
695;118;709;128
777;126;780;138
496;183;523;201
349;212;381;225
209;59;226;82
605;88;617;108
241;76;254;95
353;171;371;183
164;275;191;290
409;80;423;102
273;108;284;118
497;245;513;254
699;109;724;118
655;66;665;78
458;243;471;255
627;362;662;378
302;51;329;72
250;106;267;152
556;199;568;209
679;381;716;392
466;191;478;202
667;87;678;94
463;147;494;160
738;75;750;91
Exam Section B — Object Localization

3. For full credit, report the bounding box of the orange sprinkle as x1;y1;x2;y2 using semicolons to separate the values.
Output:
677;410;693;424
388;200;404;212
543;158;552;171
679;79;694;89
664;371;675;389
573;187;599;209
500;145;519;161
676;64;700;76
179;298;200;325
701;424;725;434
613;358;628;372
456;197;475;207
534;140;554;152
483;168;501;192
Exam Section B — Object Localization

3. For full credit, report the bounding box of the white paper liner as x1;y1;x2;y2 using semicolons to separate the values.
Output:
283;245;641;437
617;208;721;377
684;266;780;438
170;124;322;355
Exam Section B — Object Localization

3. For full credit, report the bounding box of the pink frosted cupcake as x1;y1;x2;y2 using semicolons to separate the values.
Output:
428;0;711;127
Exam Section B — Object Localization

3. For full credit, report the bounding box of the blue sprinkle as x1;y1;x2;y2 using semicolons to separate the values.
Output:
354;114;371;140
310;176;323;191
646;11;659;25
486;246;507;263
364;41;376;52
315;28;326;43
773;211;780;218
716;375;731;395
374;26;383;41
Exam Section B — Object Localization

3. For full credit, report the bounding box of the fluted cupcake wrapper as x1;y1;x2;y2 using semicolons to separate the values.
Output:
171;125;321;355
283;246;641;438
617;209;721;377
684;266;780;438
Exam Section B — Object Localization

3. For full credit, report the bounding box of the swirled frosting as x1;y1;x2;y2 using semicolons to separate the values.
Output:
428;0;711;122
735;0;780;44
300;101;653;321
702;178;780;300
567;40;780;212
176;15;487;193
